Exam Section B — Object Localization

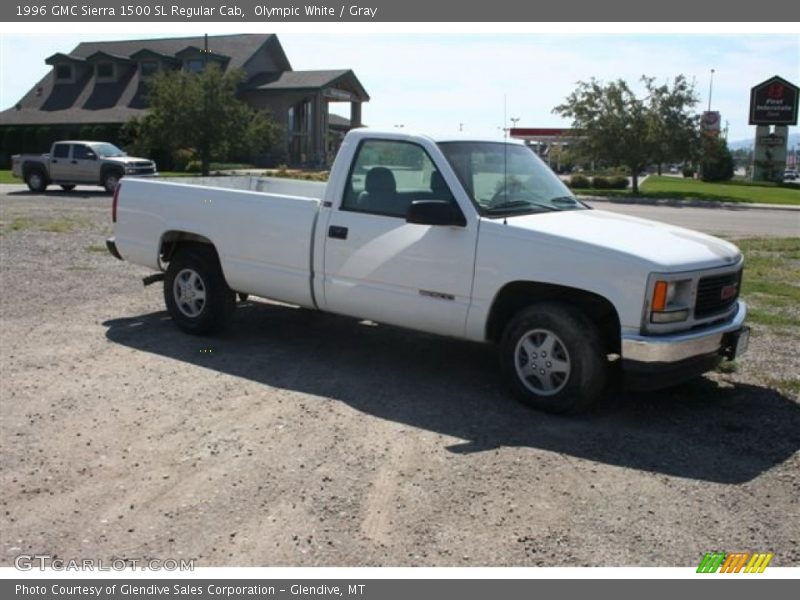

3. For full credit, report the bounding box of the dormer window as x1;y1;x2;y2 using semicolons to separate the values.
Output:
140;61;159;78
55;64;73;81
96;62;115;81
185;59;204;73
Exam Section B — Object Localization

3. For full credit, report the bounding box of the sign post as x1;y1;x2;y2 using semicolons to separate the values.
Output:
749;76;798;182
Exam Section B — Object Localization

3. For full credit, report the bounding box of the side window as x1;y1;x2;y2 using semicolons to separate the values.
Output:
52;144;70;159
73;145;96;160
342;140;455;218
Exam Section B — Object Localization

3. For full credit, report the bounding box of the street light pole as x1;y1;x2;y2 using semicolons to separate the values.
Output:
708;68;715;112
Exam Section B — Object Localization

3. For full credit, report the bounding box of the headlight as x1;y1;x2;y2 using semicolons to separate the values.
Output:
649;278;692;324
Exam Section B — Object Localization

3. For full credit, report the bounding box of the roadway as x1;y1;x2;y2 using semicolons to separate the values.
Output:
1;183;798;238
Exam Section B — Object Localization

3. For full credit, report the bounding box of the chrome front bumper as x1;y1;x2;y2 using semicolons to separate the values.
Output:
622;300;747;364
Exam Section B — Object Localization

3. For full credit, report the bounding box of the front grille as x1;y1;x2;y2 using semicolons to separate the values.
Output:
133;167;155;175
695;270;741;318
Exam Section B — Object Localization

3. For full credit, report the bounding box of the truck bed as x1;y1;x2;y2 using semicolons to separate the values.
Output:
115;177;324;308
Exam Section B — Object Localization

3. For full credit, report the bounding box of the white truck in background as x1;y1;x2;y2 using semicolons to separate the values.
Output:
107;129;749;414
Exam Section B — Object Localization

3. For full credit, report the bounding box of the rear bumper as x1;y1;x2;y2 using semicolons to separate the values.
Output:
621;300;748;390
106;237;122;260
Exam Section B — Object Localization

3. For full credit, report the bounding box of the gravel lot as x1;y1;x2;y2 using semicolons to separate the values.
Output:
1;188;798;567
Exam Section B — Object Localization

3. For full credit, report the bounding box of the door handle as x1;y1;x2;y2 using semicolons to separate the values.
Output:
52;160;58;163
71;160;77;164
328;225;348;240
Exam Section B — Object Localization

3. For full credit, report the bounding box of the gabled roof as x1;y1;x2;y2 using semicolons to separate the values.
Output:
129;48;179;62
246;69;370;100
45;53;86;65
84;51;134;64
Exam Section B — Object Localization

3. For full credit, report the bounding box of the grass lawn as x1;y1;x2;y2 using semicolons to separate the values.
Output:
0;170;20;183
638;176;800;205
733;237;800;329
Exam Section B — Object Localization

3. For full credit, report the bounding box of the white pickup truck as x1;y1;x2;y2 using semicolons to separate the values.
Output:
108;129;749;414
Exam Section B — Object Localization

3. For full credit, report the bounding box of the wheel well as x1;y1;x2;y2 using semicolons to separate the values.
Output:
486;281;621;353
23;163;46;179
101;165;123;177
159;231;216;264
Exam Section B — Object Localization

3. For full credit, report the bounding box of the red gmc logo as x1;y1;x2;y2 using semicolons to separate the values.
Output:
721;284;738;300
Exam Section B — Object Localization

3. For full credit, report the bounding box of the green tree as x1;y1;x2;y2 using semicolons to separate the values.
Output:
644;75;701;175
554;76;700;193
124;64;281;175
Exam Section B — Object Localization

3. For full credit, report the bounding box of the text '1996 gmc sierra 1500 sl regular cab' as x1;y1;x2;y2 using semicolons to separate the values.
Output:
107;129;749;414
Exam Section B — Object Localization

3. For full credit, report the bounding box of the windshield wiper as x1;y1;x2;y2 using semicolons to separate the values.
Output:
485;200;557;214
549;195;585;210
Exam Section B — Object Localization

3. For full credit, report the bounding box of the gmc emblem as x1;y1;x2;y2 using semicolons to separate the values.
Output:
720;284;738;300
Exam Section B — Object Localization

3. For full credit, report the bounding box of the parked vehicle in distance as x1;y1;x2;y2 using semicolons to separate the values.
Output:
108;129;749;414
12;141;157;193
783;169;798;181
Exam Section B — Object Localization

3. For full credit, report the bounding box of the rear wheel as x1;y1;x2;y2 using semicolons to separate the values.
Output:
164;245;235;335
500;303;607;414
25;170;48;192
60;184;75;192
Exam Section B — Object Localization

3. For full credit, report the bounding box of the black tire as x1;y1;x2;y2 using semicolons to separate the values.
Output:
500;303;607;414
25;169;48;193
102;170;122;193
164;244;235;335
60;184;76;192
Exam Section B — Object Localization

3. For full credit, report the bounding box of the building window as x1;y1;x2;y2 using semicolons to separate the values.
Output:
185;59;204;73
96;62;114;80
55;64;72;81
140;61;159;77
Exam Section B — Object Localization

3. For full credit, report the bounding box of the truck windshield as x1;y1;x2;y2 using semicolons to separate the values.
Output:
437;141;585;216
91;143;126;158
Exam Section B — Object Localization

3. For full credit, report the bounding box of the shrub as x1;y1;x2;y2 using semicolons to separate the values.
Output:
569;174;590;189
173;148;197;171
609;176;629;189
701;139;734;182
682;167;695;178
184;160;201;173
591;176;611;189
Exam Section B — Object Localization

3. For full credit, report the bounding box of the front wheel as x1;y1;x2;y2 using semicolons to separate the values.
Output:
102;170;122;193
500;303;607;414
164;245;235;335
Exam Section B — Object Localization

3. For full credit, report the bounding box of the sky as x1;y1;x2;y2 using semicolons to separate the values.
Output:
1;33;798;143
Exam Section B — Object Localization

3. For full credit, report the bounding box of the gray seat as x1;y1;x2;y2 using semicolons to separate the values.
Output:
429;171;453;201
358;167;405;215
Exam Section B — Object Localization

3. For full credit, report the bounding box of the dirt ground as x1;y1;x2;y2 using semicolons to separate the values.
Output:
1;188;798;567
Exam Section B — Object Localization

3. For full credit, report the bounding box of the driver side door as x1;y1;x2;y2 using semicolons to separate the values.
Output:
321;139;479;337
70;144;100;182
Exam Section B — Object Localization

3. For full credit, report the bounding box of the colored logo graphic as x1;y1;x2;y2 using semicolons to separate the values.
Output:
697;552;773;573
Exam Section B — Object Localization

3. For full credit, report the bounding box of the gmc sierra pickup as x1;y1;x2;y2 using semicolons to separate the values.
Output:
12;141;157;193
107;129;749;414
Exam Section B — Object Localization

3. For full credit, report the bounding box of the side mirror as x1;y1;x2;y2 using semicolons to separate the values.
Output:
406;200;466;227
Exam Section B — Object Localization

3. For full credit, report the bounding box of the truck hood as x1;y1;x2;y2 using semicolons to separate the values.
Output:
499;208;742;271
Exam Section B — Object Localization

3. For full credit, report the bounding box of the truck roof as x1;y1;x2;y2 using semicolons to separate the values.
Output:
347;128;525;146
